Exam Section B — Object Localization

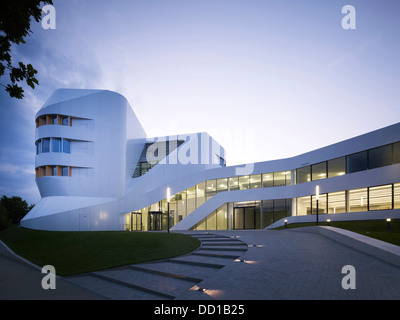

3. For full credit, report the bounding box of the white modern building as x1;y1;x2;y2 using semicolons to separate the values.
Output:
21;89;400;231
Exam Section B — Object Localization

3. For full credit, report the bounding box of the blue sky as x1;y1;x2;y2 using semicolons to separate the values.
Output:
1;0;399;205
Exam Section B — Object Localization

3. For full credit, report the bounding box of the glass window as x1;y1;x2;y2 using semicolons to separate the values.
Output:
177;191;187;219
312;162;327;181
42;138;50;153
346;151;367;174
262;173;273;188
274;199;290;222
327;191;346;213
249;174;261;189
274;171;287;187
312;194;327;214
63;139;70;153
51;166;57;176
205;180;216;200
35;140;40;155
262;200;274;228
196;182;205;207
394;142;400;164
216;204;227;230
349;188;368;212
62;116;69;126
206;210;216;230
187;186;196;215
394;183;400;209
51;138;61;153
297;196;311;215
296;166;311;184
228;177;239;191
51;115;58;124
217;178;228;193
368;144;393;169
61;166;69;176
328;157;346;178
238;176;249;190
369;185;393;211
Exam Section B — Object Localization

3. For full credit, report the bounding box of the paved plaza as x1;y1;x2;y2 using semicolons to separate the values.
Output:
0;227;399;300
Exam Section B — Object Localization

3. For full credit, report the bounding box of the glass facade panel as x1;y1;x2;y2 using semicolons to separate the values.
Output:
206;211;216;230
238;175;249;190
297;196;311;215
394;142;400;164
346;151;367;174
262;173;273;188
176;191;187;220
63;139;70;153
205;180;216;200
62;116;69;126
262;200;274;228
217;178;228;193
216;204;227;230
42;138;50;153
327;191;346;213
394;183;400;209
296;166;311;184
312;162;327;181
249;174;261;189
312;194;327;214
51;166;57;176
51;138;61;153
369;185;393;210
61;166;69;176
328;157;346;178
274;199;289;222
51;115;58;124
196;182;205;207
349;188;368;212
274;171;287;187
228;177;239;191
187;186;196;215
368;144;393;169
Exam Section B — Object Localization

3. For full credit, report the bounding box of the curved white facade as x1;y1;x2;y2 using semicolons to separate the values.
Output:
21;89;400;231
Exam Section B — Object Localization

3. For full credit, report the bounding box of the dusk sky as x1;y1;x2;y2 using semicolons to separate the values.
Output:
0;0;399;205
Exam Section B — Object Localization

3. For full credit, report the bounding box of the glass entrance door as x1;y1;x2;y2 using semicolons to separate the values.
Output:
131;212;142;231
149;211;162;231
233;206;256;229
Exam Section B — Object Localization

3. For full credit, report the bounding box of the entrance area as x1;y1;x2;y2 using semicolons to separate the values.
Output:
148;211;173;231
233;206;256;229
131;212;142;231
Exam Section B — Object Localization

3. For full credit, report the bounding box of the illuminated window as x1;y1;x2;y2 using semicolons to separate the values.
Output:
369;185;393;210
249;174;261;189
262;173;273;188
349;188;368;212
328;157;346;178
312;162;327;181
327;191;346;213
296;166;311;184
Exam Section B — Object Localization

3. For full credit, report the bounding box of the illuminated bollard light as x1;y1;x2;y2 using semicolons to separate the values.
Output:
284;219;288;229
386;218;391;232
327;219;331;226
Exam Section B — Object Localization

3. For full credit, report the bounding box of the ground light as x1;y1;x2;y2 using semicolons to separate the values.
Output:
387;218;391;232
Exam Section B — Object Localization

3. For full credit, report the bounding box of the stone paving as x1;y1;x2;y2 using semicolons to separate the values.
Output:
1;228;400;300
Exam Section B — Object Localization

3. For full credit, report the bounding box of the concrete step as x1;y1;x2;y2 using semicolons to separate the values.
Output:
93;268;197;298
137;261;214;280
66;274;167;300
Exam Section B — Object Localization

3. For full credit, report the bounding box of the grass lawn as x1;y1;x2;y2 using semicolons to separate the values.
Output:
273;219;400;246
0;226;200;276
